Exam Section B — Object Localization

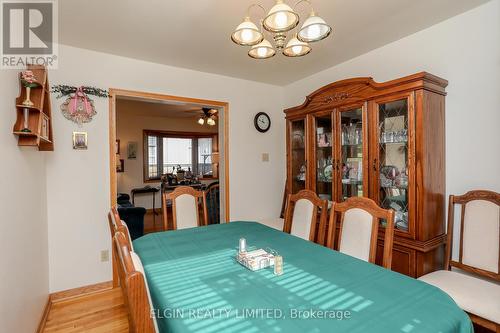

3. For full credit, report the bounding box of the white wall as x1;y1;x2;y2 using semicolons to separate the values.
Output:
116;104;218;209
284;0;500;255
0;72;49;331
46;45;285;292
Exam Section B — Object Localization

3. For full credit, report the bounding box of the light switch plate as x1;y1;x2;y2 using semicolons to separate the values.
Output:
262;153;269;162
100;250;109;262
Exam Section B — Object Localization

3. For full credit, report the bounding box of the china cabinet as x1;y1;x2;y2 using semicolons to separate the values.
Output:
285;72;447;277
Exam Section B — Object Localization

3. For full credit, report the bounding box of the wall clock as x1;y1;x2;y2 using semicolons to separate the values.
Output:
254;112;271;133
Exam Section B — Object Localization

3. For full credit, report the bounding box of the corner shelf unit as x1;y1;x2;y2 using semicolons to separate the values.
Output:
12;64;54;151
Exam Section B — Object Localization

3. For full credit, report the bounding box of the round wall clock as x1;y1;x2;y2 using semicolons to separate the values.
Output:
254;112;271;133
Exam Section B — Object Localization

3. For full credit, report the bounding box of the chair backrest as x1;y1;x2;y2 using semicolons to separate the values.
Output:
327;197;395;269
283;190;328;244
162;186;208;230
445;190;500;281
206;182;220;224
113;232;157;333
109;206;133;251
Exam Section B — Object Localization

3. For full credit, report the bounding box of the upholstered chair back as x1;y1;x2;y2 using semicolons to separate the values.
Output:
163;186;208;231
462;200;500;273
290;198;315;240
283;190;328;244
445;190;500;279
174;194;199;229
327;197;395;269
339;208;374;262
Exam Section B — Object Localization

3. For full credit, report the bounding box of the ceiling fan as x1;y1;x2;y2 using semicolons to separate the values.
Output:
197;107;218;126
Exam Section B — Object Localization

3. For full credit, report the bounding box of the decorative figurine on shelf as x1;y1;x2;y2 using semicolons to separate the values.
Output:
20;70;41;132
20;70;40;107
51;85;109;126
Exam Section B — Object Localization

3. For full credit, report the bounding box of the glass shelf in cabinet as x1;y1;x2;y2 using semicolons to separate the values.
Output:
379;140;407;145
342;179;363;185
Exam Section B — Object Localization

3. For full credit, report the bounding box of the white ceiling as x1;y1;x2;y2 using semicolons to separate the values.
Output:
59;0;489;86
116;97;213;118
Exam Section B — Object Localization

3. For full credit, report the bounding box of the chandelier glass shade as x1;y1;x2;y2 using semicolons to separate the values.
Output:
249;39;276;59
283;35;311;57
298;13;332;42
231;0;331;59
263;0;299;33
231;17;264;46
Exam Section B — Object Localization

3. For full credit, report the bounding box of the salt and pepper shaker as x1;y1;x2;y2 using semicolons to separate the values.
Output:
274;255;283;275
239;238;247;253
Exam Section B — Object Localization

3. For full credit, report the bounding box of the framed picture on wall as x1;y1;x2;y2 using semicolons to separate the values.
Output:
127;141;138;159
73;132;88;150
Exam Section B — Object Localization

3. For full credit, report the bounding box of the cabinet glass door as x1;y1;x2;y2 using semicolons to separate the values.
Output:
314;113;333;202
377;99;410;232
290;118;307;193
339;107;364;201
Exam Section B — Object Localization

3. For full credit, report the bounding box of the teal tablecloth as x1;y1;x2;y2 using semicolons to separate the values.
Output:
133;222;472;333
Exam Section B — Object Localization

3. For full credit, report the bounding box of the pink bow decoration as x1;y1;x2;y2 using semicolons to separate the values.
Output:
70;87;93;115
60;86;97;126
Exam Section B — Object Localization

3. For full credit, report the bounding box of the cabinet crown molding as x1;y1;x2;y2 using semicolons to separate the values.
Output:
285;72;448;117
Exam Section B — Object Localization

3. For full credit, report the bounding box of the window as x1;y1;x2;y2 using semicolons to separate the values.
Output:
144;130;218;181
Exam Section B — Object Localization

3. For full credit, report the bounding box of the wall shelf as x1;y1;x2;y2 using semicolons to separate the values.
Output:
13;65;54;151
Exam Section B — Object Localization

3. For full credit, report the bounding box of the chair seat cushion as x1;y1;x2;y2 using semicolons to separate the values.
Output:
418;270;500;324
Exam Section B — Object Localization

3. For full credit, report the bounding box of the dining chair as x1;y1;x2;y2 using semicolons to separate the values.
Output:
113;232;158;333
205;182;220;224
162;186;208;230
283;189;328;244
418;190;500;332
326;197;395;269
108;206;133;251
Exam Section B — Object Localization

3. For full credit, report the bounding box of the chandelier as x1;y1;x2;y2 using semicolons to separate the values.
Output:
231;0;332;59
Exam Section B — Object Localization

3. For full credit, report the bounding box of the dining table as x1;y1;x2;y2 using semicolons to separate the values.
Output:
133;221;472;333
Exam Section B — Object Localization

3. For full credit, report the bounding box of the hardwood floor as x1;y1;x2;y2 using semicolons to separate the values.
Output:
43;288;128;332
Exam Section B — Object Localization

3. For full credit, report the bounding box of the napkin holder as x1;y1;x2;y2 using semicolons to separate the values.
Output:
236;249;275;271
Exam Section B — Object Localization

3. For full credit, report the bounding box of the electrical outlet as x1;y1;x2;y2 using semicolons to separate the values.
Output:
100;250;109;262
262;153;269;162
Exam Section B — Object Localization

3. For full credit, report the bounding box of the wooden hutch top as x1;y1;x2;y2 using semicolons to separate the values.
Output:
284;72;448;117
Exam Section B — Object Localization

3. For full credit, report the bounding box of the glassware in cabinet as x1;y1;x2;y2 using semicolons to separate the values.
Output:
289;118;307;194
337;107;365;201
313;113;333;202
376;98;410;232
